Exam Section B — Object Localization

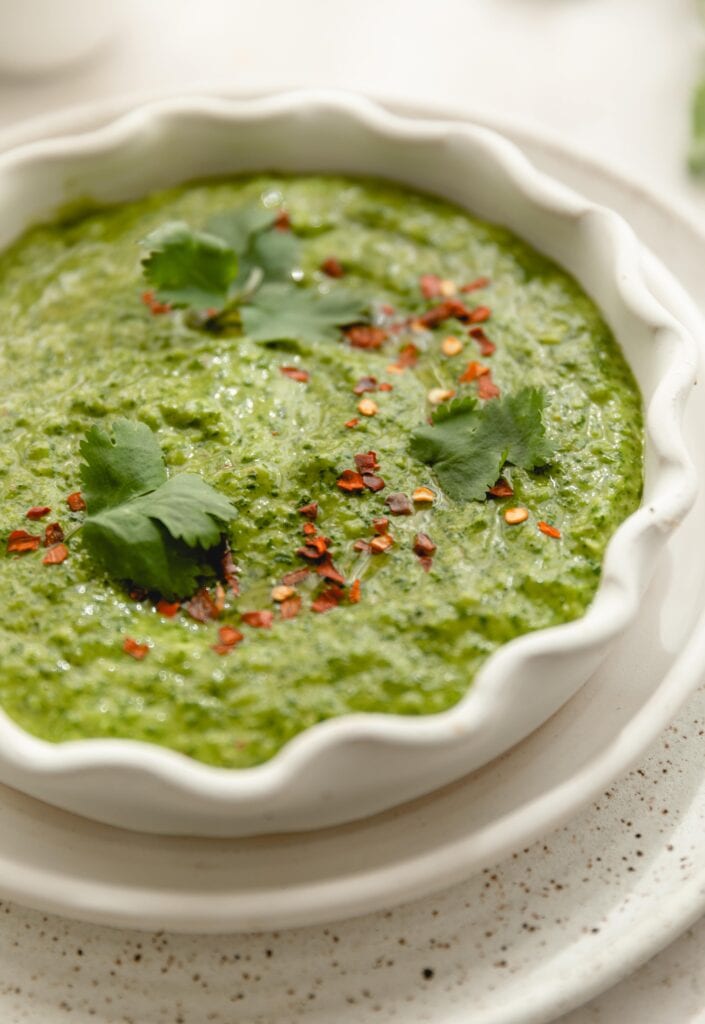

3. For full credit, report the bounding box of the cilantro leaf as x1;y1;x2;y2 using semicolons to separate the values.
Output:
409;388;553;501
80;420;236;598
241;283;368;344
141;222;239;310
207;206;299;284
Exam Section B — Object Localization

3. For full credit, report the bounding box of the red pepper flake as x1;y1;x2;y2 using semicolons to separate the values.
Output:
26;505;51;520
385;492;413;516
123;637;149;660
280;594;302;620
468;305;491;324
378;382;394;392
321;256;345;278
537;521;562;539
344;418;359;429
298;501;318;520
413;532;437;557
487;478;514;499
311;586;343;614
349;578;361;604
43;522;65;546
156;598;181;618
353;539;372;553
302;522;317;537
460;276;490;293
469;326;496;357
274;209;291;231
7;529;41;554
420;274;444;299
372;516;389;535
353;376;377;395
186;588;221;623
218;625;244;648
345;325;389;349
362;474;385;493
316;554;346;585
241;609;275;629
301;535;330;559
280;365;309;383
381;303;396;316
42;543;69;565
337;470;366;493
66;491;86;513
282;567;310;586
458;360;490;383
370;534;394;554
418;298;472;328
213;582;226;615
221;545;240;597
477;372;501;400
354;451;379;473
388;343;420;372
418;556;434;573
141;290;172;315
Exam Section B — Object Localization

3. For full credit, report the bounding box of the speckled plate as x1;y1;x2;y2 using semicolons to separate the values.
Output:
0;99;704;1024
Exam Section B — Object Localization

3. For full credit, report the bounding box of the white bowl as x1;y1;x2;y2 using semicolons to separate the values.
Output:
0;91;697;836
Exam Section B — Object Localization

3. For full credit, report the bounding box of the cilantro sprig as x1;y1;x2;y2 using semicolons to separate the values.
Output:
140;204;368;345
409;389;553;502
80;420;236;598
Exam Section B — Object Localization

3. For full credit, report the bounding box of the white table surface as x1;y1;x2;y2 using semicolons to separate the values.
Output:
0;1;704;1020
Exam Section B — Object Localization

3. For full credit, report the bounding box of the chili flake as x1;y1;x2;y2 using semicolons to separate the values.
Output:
311;586;344;614
141;290;171;315
337;470;366;493
221;545;240;596
321;256;345;278
272;584;296;602
353;376;377;395
344;418;359;429
298;501;318;520
349;578;361;604
370;534;394;554
354;451;379;473
362;474;385;492
353;539;372;553
123;637;149;660
385;492;413;516
477;372;501;400
316;555;346;585
428;387;455;405
345;325;388;349
187;588;222;622
413;533;437;557
274;209;291;231
42;543;69;565
469;326;496;356
280;594;302;620
538;521;562;539
387;343;419;373
460;276;490;293
420;274;443;299
43;522;65;546
280;365;309;383
412;486;436;504
418;298;472;328
297;535;330;559
26;506;51;520
487;479;514;499
218;625;244;647
241;610;274;629
7;529;41;554
282;568;310;586
504;507;529;525
66;491;86;512
156;598;181;617
458;360;489;383
378;382;394;392
302;522;317;536
357;398;379;417
418;556;433;573
372;516;389;534
468;305;491;324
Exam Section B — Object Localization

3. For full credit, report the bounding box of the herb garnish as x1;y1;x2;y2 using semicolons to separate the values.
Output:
79;419;236;598
409;388;553;502
141;204;368;345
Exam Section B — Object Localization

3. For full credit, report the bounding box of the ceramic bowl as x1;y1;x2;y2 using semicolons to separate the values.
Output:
0;91;697;836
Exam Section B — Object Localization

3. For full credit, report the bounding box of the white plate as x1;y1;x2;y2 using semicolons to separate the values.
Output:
0;99;703;1024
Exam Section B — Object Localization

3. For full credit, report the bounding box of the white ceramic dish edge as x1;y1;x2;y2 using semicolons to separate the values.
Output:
0;90;697;835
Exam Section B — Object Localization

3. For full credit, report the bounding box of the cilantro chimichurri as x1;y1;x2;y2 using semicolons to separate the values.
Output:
0;175;643;768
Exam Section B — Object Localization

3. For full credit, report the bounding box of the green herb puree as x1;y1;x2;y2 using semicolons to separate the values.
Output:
0;175;643;767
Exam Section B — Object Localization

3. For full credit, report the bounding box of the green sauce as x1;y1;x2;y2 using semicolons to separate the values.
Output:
0;175;643;768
